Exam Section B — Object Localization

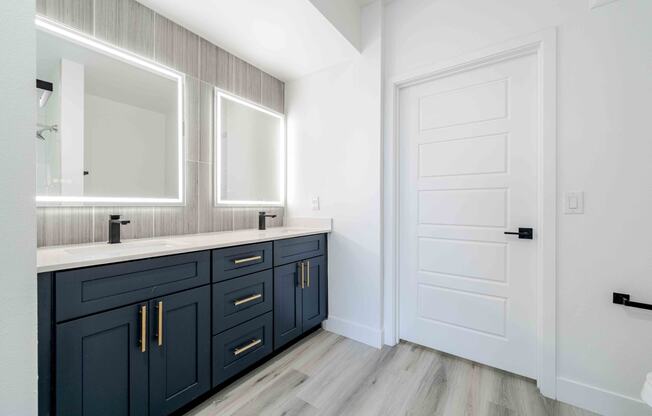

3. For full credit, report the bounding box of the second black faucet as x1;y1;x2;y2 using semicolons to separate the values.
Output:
258;211;277;230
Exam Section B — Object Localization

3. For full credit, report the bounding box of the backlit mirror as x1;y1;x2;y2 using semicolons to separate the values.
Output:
215;90;285;206
35;17;184;205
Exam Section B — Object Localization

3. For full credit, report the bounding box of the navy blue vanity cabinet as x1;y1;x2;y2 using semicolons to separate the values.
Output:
211;244;276;387
212;242;273;282
56;302;149;416
56;286;212;416
212;312;274;386
49;251;211;416
149;286;211;415
273;262;303;349
213;269;273;334
39;234;328;416
55;251;210;322
301;256;327;331
273;234;325;266
273;234;328;349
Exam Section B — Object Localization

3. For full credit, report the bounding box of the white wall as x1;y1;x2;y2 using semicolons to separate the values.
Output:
286;1;384;347
0;0;38;414
384;0;652;415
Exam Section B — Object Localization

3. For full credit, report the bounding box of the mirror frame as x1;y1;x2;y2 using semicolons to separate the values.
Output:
214;89;286;207
35;16;185;206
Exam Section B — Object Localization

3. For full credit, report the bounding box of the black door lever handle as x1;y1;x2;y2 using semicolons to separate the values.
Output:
504;227;533;239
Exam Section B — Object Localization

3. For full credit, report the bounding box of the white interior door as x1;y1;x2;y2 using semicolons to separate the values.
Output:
399;52;539;378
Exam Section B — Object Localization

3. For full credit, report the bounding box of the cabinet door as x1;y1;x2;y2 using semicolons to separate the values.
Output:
149;286;210;416
274;262;303;349
56;303;148;416
302;256;327;331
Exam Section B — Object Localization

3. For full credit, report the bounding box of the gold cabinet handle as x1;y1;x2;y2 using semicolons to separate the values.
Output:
157;301;163;347
140;304;147;353
233;255;262;264
306;260;311;288
300;261;305;289
234;339;262;356
234;293;262;306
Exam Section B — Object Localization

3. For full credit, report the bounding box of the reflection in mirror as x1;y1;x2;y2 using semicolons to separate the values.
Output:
35;18;184;205
215;91;285;206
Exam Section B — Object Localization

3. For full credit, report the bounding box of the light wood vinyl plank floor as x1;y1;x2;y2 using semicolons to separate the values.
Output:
186;330;597;416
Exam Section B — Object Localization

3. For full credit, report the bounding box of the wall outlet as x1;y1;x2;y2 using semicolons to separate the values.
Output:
311;196;320;211
564;192;584;214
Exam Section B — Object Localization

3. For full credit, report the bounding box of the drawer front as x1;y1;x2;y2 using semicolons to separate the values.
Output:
274;234;326;266
55;251;210;322
212;242;273;282
213;270;273;334
212;312;273;387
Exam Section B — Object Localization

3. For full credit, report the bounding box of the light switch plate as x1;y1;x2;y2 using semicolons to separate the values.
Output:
564;192;584;214
311;196;320;211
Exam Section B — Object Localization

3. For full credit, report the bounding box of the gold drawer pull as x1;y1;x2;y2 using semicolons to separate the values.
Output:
300;261;305;289
234;293;262;306
139;304;147;353
233;255;262;264
157;301;163;347
234;339;262;356
306;260;311;288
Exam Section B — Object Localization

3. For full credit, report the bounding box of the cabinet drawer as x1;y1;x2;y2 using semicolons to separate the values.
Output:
212;312;273;387
55;251;210;322
213;270;273;334
212;242;273;282
274;234;326;266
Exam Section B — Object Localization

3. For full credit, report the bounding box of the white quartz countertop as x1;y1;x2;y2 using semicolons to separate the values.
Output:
37;219;331;273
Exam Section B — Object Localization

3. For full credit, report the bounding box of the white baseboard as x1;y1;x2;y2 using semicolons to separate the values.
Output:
557;377;651;416
322;316;383;349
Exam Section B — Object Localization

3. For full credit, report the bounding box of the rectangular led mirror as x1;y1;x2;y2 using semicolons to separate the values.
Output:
215;90;285;207
35;17;184;206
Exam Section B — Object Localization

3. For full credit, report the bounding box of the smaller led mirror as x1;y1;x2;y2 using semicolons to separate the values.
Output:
215;90;285;206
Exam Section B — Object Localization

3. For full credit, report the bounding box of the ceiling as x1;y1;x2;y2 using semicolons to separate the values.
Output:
137;0;363;81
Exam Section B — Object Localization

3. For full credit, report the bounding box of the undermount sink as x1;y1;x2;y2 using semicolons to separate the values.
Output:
65;240;179;256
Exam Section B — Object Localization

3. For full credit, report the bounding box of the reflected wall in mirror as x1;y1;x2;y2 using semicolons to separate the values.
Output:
215;91;285;206
35;17;184;205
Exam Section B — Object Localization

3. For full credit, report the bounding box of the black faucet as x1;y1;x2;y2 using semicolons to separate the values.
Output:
258;211;277;230
108;215;131;244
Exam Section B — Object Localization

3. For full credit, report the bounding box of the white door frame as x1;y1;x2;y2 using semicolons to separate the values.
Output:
382;28;558;398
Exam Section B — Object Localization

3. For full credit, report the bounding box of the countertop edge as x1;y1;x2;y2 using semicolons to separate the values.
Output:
37;226;331;274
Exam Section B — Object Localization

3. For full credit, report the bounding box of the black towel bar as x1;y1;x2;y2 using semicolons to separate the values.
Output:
613;293;652;311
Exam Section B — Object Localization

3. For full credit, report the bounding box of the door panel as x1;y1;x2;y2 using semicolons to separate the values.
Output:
149;287;210;416
302;256;327;331
399;52;538;378
56;303;148;416
274;262;302;349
